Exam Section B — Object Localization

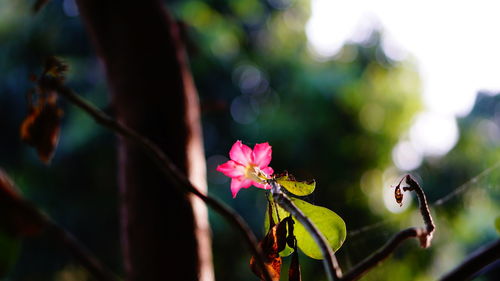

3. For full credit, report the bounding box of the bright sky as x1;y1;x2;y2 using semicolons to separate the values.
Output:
306;0;500;171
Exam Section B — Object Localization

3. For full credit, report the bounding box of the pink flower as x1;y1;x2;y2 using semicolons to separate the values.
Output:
217;141;274;198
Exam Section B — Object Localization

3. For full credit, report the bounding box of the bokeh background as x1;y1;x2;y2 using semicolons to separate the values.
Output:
0;0;499;280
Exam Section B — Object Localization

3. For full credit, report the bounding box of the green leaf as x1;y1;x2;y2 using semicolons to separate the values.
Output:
264;197;346;260
495;216;500;235
276;176;315;196
0;230;21;277
291;198;346;260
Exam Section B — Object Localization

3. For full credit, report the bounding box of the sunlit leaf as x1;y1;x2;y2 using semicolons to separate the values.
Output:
265;197;346;260
292;198;346;259
276;175;315;196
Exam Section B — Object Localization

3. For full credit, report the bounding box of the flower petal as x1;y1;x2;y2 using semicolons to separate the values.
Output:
253;181;271;190
231;178;253;198
229;140;253;166
262;166;274;177
252;142;272;168
216;160;245;178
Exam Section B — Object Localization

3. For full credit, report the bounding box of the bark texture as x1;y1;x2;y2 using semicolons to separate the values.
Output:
75;1;213;280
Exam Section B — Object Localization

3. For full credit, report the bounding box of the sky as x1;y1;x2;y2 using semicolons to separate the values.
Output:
305;0;500;171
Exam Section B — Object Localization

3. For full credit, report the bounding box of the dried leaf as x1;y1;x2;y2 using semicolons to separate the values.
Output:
276;218;289;253
288;250;302;281
42;56;68;81
250;224;282;281
21;57;67;164
395;185;403;207
20;96;63;163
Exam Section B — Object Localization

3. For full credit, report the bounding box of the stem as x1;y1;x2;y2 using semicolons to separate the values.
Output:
439;239;500;281
0;171;118;281
340;227;426;281
270;181;342;281
46;222;120;281
340;174;436;281
53;82;273;281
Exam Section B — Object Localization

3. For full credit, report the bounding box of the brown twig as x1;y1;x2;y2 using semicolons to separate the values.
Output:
270;181;342;281
439;239;500;281
45;222;119;281
0;171;118;281
340;174;435;281
52;81;273;281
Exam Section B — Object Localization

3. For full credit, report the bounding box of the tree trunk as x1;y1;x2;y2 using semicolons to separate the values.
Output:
75;1;213;280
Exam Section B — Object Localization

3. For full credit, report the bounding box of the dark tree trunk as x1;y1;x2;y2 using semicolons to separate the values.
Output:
75;1;213;280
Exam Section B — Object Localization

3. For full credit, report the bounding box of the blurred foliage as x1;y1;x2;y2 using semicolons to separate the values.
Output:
0;0;498;280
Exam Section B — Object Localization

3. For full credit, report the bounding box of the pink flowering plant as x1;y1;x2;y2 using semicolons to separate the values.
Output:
216;141;274;198
217;140;347;280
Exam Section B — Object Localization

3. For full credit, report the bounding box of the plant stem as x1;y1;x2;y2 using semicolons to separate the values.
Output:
439;239;500;281
340;174;436;281
53;82;273;281
0;171;119;281
46;222;120;281
270;181;342;281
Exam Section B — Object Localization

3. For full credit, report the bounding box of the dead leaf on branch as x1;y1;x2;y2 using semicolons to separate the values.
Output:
288;249;302;281
20;57;67;164
250;219;289;281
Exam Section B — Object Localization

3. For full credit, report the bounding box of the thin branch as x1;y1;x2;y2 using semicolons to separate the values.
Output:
340;174;436;281
46;222;120;281
340;227;426;281
439;239;500;281
270;181;342;281
0;171;118;281
51;81;273;281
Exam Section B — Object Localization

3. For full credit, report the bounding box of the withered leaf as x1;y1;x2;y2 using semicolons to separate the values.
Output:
20;56;67;163
395;185;403;207
288;250;302;281
250;224;282;281
20;96;63;164
276;218;289;252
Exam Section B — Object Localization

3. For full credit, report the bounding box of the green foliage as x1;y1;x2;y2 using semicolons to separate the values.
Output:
495;216;500;235
0;231;21;277
291;198;346;259
2;0;499;280
276;175;315;196
265;197;346;260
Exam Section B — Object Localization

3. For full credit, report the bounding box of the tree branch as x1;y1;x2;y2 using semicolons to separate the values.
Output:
0;171;118;281
439;239;500;281
45;222;120;281
51;81;273;281
270;181;342;281
340;174;436;281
